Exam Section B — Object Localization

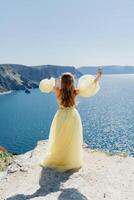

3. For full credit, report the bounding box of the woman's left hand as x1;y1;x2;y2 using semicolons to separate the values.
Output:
55;78;61;83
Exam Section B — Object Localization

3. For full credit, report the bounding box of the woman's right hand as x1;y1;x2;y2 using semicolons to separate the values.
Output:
94;68;102;83
98;67;103;76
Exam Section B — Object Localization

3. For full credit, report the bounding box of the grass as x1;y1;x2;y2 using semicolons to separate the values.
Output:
0;152;14;171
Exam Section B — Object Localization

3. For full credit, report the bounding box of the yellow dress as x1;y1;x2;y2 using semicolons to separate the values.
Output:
39;74;100;172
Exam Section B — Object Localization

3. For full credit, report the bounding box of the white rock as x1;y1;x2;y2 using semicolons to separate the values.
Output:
0;139;134;200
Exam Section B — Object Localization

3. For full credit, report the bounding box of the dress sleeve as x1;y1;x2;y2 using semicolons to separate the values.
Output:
39;77;55;93
77;74;100;97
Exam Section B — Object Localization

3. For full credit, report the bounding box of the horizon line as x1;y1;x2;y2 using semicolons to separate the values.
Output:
0;63;134;68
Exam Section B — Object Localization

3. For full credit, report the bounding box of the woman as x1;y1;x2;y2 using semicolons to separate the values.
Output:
39;68;102;172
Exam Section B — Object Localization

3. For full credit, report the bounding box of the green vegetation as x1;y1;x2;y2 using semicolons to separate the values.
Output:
0;152;14;171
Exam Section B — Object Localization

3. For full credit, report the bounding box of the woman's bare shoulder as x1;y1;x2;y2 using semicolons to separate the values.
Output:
74;88;79;96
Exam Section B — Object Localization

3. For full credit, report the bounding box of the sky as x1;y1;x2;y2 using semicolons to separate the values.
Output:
0;0;134;67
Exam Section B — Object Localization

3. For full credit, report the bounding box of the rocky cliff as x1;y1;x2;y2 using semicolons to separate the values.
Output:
0;140;134;200
0;65;38;92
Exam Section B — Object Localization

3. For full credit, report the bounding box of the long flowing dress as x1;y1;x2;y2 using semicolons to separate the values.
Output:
39;74;100;172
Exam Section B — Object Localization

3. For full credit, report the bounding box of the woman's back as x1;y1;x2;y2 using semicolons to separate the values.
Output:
56;87;79;109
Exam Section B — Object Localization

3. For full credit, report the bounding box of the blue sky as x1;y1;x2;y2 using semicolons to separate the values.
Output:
0;0;134;67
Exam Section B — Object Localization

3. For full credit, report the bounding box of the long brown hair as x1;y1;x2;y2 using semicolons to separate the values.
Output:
60;72;77;107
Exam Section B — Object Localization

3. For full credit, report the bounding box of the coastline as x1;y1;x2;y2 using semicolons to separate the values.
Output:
0;74;133;96
0;90;12;95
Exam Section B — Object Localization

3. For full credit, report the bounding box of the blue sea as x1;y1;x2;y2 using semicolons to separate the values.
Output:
0;74;134;156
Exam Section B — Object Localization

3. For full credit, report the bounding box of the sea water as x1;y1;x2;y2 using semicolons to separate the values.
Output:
0;74;134;156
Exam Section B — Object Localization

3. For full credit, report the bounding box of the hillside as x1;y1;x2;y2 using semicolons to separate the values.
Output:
11;64;82;81
0;64;82;93
0;140;134;200
0;65;38;93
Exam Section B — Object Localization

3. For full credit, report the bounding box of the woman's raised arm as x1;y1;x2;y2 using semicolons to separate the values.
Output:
39;77;55;93
76;68;103;97
52;78;61;96
52;86;60;96
94;68;103;83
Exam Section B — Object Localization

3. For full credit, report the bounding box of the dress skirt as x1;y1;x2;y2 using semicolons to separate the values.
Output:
40;105;84;172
